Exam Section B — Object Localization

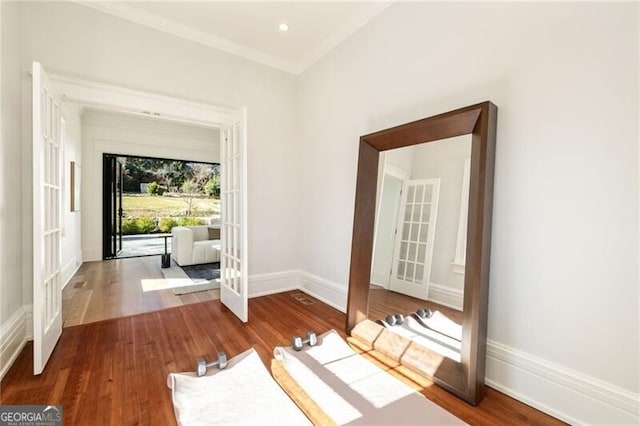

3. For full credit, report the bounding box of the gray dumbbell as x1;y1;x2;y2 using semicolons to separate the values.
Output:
196;351;228;377
385;313;405;326
416;308;433;319
292;331;318;351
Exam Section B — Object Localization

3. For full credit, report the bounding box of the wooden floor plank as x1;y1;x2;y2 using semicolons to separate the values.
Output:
369;284;464;324
62;257;219;327
2;290;563;425
3;257;563;425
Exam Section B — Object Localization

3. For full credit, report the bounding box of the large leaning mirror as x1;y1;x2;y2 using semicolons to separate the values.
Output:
346;102;497;405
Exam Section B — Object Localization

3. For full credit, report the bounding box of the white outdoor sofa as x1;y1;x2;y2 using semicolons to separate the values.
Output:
171;225;221;266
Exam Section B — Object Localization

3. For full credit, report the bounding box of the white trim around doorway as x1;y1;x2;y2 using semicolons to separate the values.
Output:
50;73;235;128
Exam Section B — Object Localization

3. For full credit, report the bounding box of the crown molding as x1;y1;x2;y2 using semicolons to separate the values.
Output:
74;1;393;75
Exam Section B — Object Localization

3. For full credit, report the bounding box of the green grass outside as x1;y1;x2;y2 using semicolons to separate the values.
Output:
122;194;220;217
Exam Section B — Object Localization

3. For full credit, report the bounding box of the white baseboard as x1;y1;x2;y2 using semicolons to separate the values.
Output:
486;340;639;425
248;270;300;298
244;269;347;312
0;307;29;380
62;253;83;290
24;304;33;341
298;271;347;312
428;282;463;311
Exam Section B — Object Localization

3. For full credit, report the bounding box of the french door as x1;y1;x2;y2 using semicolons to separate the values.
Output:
389;179;440;300
102;154;124;259
220;109;248;322
32;62;62;374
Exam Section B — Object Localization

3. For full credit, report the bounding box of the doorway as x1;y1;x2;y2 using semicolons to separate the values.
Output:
32;63;249;374
371;173;403;288
65;113;224;327
101;153;221;260
103;154;124;258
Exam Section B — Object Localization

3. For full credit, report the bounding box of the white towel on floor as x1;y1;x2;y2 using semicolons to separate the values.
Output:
274;331;366;424
399;316;462;362
274;330;466;425
167;348;311;426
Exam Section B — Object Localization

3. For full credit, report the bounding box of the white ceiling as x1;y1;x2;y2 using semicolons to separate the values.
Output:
80;1;392;75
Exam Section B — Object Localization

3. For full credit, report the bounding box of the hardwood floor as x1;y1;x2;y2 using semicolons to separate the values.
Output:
2;291;563;425
368;285;464;324
62;256;219;327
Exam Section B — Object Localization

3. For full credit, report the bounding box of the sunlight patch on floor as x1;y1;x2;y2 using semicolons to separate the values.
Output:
141;277;193;292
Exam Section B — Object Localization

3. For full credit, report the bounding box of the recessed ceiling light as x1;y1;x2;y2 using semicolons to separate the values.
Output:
278;23;289;32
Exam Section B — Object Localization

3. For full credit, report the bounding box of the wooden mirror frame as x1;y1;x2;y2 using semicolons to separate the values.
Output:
346;101;497;405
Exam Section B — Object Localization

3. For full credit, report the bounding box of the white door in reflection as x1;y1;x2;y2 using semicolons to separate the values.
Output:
371;174;404;288
389;179;440;300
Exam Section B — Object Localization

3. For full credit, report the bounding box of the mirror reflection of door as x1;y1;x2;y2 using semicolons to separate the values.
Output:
102;154;124;259
371;173;404;289
390;178;440;300
369;134;472;317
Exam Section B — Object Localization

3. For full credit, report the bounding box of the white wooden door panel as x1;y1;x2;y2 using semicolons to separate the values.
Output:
371;174;403;289
389;179;440;300
220;109;248;322
32;62;63;374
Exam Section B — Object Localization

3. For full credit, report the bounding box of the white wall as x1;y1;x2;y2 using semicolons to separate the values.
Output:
81;110;219;261
60;103;83;287
384;146;413;173
299;2;638;423
0;0;31;380
0;1;23;325
18;2;301;307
